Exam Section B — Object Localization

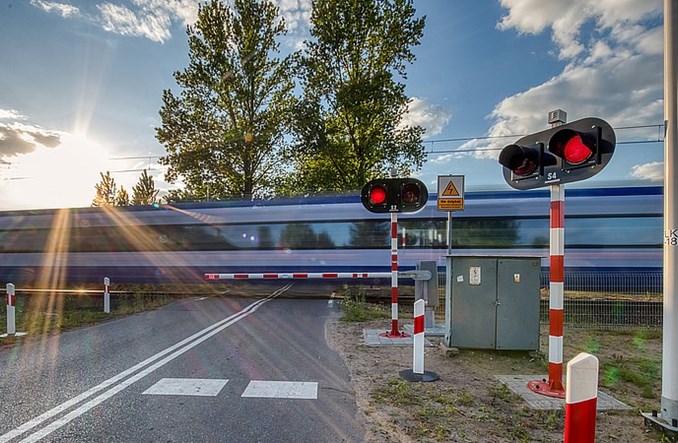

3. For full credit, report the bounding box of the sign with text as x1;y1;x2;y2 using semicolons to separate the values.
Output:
437;175;465;211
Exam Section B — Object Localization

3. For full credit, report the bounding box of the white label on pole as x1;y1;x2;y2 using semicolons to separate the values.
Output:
469;266;481;286
437;175;465;211
665;229;678;246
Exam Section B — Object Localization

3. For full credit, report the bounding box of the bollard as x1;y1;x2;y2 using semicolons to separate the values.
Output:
413;299;425;374
564;352;599;443
104;277;110;314
6;283;16;336
399;299;439;382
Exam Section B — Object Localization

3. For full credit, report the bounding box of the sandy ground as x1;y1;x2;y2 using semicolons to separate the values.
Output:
327;318;667;443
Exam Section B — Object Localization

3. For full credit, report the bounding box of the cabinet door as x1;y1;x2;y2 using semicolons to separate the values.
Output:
496;258;541;350
450;258;497;349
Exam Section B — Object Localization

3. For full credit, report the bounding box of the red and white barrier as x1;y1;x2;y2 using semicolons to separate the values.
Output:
564;352;599;443
6;283;16;336
205;272;391;280
104;277;110;314
413;299;425;374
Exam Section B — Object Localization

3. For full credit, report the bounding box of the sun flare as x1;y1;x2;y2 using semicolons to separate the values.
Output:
1;132;114;210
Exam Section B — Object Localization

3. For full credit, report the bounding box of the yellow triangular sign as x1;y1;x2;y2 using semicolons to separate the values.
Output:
442;181;460;197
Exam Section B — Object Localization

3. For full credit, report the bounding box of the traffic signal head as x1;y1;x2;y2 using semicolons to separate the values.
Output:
498;117;616;190
361;178;429;213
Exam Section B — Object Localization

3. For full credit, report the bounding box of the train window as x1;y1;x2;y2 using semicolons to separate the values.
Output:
566;216;662;247
0;215;661;253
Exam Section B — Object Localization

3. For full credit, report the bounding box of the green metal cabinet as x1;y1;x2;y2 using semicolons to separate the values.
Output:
444;256;541;350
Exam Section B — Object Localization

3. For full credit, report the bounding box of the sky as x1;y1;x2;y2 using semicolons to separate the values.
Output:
0;0;665;210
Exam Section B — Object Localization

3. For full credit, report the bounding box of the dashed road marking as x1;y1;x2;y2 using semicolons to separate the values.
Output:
242;381;318;400
143;378;229;397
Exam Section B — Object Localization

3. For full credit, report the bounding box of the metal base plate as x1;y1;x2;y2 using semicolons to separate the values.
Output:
399;369;440;383
527;379;566;399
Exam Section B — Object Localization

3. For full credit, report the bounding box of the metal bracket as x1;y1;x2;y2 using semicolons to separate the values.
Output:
398;270;432;281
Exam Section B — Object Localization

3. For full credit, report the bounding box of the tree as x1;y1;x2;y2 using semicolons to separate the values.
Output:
286;0;426;194
116;187;130;206
156;0;296;200
132;169;160;205
92;171;118;207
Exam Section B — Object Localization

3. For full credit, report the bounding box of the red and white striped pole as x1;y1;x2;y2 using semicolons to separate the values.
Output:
399;298;439;382
6;283;16;336
564;352;599;443
382;211;407;338
413;298;425;374
528;184;566;398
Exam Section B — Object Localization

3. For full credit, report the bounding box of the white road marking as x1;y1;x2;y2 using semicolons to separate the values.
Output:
241;381;318;400
1;284;291;443
143;378;229;397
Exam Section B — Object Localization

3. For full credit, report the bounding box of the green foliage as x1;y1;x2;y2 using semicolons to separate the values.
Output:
92;171;118;207
339;286;389;322
116;187;130;206
132;169;160;205
156;0;296;200
285;0;427;194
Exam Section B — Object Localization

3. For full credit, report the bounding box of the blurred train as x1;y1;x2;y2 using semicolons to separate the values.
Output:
0;185;662;288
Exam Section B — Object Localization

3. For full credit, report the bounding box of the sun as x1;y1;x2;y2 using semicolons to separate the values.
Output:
1;132;114;210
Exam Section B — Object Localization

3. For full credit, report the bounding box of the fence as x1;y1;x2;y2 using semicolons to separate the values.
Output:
437;271;663;330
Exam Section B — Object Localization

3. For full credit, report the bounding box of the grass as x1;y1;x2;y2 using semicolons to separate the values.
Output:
339;286;390;322
0;289;175;345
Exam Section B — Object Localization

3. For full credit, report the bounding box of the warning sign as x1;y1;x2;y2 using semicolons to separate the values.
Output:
437;175;464;212
441;181;460;197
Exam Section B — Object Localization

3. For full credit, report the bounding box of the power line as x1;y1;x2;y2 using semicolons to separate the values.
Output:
426;138;664;155
424;123;664;146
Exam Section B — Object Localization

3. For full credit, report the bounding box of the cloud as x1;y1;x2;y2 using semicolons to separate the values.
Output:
457;0;663;162
630;161;663;181
30;0;80;18
400;97;452;138
275;0;312;32
497;0;662;60
0;110;61;165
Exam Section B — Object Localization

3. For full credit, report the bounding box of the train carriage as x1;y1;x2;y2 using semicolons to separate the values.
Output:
0;185;662;289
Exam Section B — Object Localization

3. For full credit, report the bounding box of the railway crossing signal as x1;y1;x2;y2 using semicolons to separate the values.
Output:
360;178;429;213
498;117;616;190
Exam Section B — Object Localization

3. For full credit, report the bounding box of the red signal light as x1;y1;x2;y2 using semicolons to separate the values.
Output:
369;186;387;205
561;135;593;165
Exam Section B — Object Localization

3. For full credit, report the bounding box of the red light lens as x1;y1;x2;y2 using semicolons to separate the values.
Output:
369;186;387;205
563;135;592;165
514;158;537;176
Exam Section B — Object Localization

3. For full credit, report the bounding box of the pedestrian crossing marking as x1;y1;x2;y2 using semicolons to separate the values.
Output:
441;181;460;196
242;381;318;400
142;378;229;397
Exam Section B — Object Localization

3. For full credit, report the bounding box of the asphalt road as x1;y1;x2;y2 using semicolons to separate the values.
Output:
0;283;364;442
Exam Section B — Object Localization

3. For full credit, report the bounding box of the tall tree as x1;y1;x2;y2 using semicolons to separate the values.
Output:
132;169;160;205
286;0;426;194
156;0;296;200
92;171;118;207
116;187;130;206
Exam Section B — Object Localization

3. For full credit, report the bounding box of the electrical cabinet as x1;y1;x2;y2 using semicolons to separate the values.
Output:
444;256;541;350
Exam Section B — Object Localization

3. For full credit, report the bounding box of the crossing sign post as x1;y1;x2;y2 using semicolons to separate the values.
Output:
437;175;465;256
437;175;464;211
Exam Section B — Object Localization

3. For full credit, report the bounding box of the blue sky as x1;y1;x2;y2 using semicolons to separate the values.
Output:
0;0;665;210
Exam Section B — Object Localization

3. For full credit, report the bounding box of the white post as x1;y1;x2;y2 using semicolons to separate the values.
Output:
413;299;425;374
104;277;110;314
565;353;599;443
663;0;678;425
6;283;16;336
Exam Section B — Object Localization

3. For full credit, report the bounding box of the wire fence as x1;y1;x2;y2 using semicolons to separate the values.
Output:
437;271;663;330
